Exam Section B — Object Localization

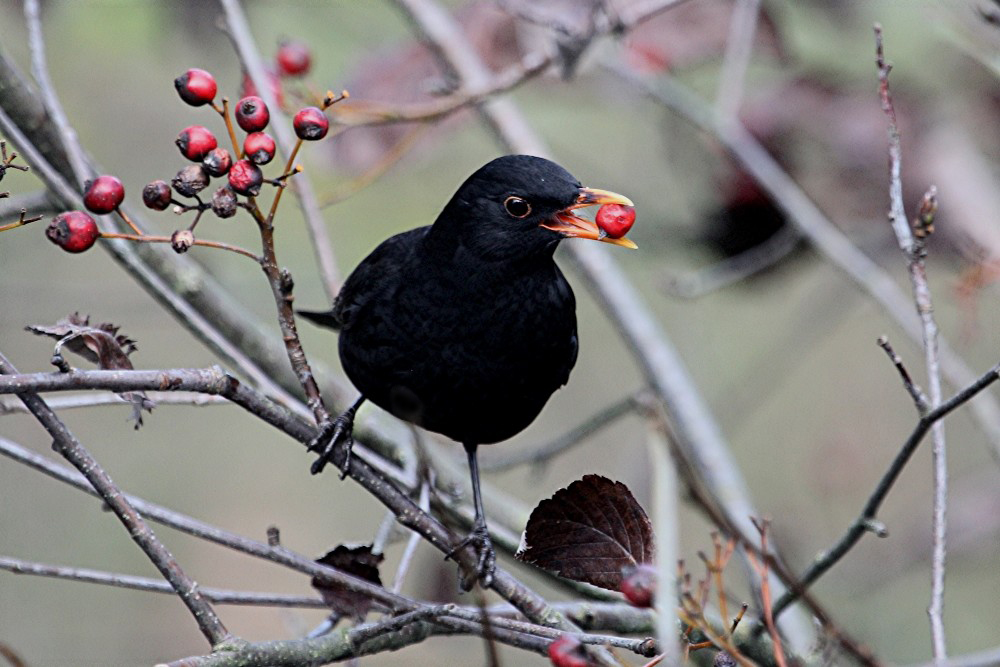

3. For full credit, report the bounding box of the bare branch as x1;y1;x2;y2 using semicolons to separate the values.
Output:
769;360;1000;621
875;24;948;657
0;352;231;646
0;556;328;609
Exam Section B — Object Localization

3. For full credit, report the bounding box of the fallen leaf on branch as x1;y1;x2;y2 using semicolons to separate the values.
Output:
516;474;654;590
26;313;154;428
311;544;385;621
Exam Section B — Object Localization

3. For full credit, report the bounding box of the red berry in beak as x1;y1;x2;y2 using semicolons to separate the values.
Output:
174;68;217;107
142;180;172;210
46;211;99;253
83;175;125;214
595;203;635;239
244;132;276;165
228;159;264;196
176;126;218;161
235;96;270;133
277;40;311;77
293;106;329;141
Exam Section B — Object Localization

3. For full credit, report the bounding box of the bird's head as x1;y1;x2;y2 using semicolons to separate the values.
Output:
432;155;636;262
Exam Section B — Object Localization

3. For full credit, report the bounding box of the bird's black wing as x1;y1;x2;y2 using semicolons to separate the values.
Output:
298;227;428;331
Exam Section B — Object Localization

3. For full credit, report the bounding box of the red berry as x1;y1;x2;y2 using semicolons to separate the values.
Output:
172;165;210;197
239;70;284;109
228;159;263;196
83;175;125;214
46;211;99;253
142;180;172;210
293;106;329;141
243;132;276;165
174;68;217;107
276;41;311;77
595;203;636;239
548;635;592;667
176;126;218;161
620;564;657;608
235;96;270;132
202;147;233;177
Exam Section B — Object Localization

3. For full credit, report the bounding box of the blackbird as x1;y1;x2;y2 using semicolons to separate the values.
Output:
300;154;635;586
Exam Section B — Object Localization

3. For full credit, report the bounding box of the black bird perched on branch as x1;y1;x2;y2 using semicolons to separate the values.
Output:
300;154;635;587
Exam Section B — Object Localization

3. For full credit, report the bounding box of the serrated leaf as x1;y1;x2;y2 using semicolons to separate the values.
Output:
515;475;654;591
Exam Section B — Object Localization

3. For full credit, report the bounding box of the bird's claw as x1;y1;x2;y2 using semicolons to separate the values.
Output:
445;523;496;590
308;410;356;479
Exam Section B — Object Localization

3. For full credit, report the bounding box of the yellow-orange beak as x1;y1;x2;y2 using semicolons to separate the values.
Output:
539;187;637;249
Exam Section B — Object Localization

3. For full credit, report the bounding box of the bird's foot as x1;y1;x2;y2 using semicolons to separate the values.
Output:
445;523;496;590
307;408;356;479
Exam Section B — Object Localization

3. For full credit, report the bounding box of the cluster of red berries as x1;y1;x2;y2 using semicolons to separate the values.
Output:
47;45;334;255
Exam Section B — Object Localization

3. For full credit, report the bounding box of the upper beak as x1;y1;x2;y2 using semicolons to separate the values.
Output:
539;187;638;249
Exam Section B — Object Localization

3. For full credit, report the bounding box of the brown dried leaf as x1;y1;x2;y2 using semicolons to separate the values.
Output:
311;544;385;621
26;313;153;428
27;313;138;369
515;475;654;590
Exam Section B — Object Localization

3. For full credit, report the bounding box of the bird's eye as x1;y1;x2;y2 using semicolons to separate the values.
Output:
504;196;531;219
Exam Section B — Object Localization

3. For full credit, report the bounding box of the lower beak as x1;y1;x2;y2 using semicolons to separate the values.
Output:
539;187;638;249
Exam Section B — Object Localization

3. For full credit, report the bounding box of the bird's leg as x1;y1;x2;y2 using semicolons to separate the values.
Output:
308;396;365;480
445;442;496;590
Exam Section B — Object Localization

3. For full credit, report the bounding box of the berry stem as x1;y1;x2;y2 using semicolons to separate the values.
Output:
217;97;244;159
0;209;43;232
114;207;143;235
265;139;302;223
99;231;260;261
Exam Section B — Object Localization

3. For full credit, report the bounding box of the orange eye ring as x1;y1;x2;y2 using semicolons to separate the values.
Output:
504;196;531;219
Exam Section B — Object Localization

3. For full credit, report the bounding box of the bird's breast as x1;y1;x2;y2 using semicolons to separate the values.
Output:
339;259;578;444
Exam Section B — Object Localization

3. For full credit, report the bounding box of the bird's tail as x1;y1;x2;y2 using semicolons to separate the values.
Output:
297;308;342;330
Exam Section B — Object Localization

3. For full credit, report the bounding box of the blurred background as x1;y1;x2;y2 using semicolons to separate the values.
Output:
2;0;1000;665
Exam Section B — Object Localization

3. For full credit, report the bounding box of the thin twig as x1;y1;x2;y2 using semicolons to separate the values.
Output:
877;336;929;412
875;24;948;659
0;390;228;414
769;360;1000;622
748;519;788;667
0;556;328;608
0;352;231;647
99;232;262;262
663;224;801;299
331;51;552;127
320;123;432;208
480;392;641;471
391;480;430;593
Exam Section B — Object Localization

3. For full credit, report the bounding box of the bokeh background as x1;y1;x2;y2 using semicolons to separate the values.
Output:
2;1;1000;665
